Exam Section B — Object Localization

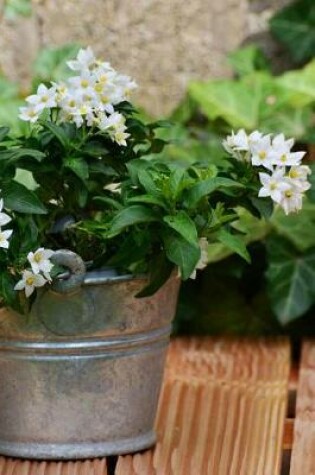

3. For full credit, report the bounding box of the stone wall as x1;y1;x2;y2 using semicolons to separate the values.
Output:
0;0;290;116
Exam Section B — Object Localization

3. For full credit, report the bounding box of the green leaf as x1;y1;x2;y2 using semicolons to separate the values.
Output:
0;148;45;164
163;233;200;280
33;44;81;83
228;45;270;77
64;157;89;181
164;211;198;246
136;253;174;298
185;177;243;208
189;79;258;129
0;127;10;142
138;169;159;195
250;196;274;220
4;0;32;19
266;237;315;324
108;205;160;237
93;196;123;210
40;121;70;148
276;60;315;107
271;202;315;252
217;229;250;263
128;194;168;209
2;181;47;214
269;0;315;65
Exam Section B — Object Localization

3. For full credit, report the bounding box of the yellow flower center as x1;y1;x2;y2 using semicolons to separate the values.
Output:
285;190;293;198
100;95;109;104
259;151;266;159
26;276;35;286
68;100;76;107
289;169;299;179
80;79;89;88
34;253;42;263
270;183;277;190
28;110;37;117
280;154;287;163
41;96;48;103
94;83;104;93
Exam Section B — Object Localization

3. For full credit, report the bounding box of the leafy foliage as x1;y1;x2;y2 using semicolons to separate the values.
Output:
270;0;315;65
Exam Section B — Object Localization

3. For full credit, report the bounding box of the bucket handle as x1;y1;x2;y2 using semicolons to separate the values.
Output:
51;250;86;294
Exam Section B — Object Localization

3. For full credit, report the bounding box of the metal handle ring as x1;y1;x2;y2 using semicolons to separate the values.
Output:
51;250;86;294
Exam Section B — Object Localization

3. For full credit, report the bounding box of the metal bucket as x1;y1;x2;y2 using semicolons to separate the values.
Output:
0;251;180;459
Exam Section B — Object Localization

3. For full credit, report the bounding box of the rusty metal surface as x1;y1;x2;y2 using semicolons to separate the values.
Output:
0;251;180;459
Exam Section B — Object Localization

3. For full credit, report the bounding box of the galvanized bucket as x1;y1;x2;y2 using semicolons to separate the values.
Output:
0;250;180;459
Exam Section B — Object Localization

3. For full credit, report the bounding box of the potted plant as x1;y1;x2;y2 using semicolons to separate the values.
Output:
0;47;310;459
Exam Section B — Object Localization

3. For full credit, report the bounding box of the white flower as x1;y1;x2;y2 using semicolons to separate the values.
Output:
289;165;311;181
0;199;11;226
258;169;291;203
99;111;125;130
279;187;304;215
269;133;305;167
19;106;41;123
190;237;209;279
26;84;57;110
288;165;311;192
250;134;273;170
223;129;249;159
27;248;54;276
67;47;96;72
14;270;47;298
0;229;12;249
112;129;130;146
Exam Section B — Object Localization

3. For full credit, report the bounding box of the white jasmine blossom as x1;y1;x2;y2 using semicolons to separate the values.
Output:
258;169;290;203
190;237;209;279
250;134;273;170
14;270;47;298
26;84;57;110
19;106;41;123
0;229;12;249
19;47;136;146
67;46;96;72
280;187;304;215
27;248;54;276
0;199;11;226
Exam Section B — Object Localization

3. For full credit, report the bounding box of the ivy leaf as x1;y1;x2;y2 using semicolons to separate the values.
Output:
217;229;250;263
107;205;160;237
266;237;315;325
163;232;200;280
164;211;198;246
2;181;47;214
64;157;89;181
269;0;315;65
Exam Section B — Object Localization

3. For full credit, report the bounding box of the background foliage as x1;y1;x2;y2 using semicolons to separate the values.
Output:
0;0;314;334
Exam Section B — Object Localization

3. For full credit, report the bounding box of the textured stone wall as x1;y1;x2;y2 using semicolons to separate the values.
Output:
0;0;290;116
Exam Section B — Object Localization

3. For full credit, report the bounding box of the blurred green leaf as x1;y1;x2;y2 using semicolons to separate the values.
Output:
33;44;81;84
270;0;315;65
266;236;315;324
271;202;315;252
4;0;32;19
228;45;270;77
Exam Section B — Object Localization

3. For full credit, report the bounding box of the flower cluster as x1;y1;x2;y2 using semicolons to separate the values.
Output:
223;129;311;214
19;47;137;146
0;198;12;250
14;249;54;297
